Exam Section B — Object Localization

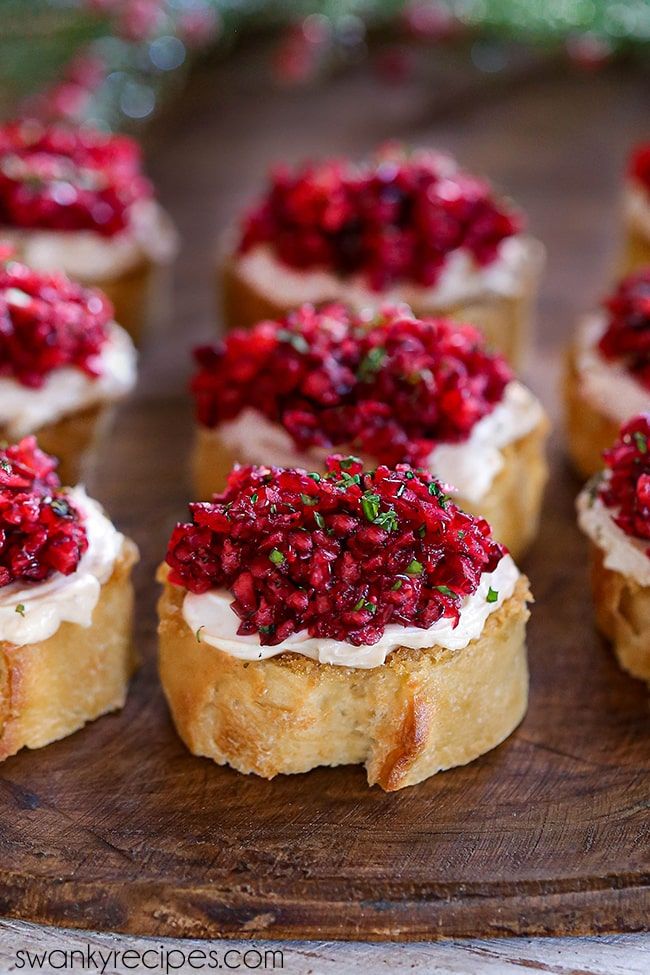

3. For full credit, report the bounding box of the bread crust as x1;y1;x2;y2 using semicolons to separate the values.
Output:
157;569;530;790
193;417;549;560
563;345;621;481
0;539;139;762
589;543;650;683
78;258;154;347
0;403;112;487
622;226;650;276
220;238;544;368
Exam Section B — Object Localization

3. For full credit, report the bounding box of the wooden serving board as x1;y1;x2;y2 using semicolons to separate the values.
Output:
0;53;649;941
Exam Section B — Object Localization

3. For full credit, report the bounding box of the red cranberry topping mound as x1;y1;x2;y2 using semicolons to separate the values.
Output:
0;258;112;388
192;303;512;467
600;414;650;546
0;119;152;236
0;436;88;588
238;148;523;290
166;455;506;647
598;268;650;390
629;143;650;192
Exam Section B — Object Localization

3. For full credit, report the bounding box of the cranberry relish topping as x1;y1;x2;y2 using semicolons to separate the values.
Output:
0;258;112;388
193;303;512;468
629;143;650;192
166;456;505;647
238;148;523;291
597;268;650;389
0;120;152;237
599;414;650;546
0;437;88;587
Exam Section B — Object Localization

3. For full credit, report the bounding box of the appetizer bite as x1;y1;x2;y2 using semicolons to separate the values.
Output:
0;253;137;484
221;146;544;365
0;119;177;343
577;414;650;683
0;437;138;761
565;267;650;479
192;304;549;558
623;143;650;272
158;456;531;790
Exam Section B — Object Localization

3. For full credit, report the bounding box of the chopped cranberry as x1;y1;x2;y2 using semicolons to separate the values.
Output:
597;268;650;390
600;414;650;544
0;258;112;388
192;303;512;467
0;119;152;236
238;148;523;289
0;437;88;587
629;143;650;193
166;455;506;647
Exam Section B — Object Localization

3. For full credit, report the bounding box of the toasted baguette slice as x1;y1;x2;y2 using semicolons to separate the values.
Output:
193;418;549;561
589;543;650;683
0;539;139;762
220;237;544;368
157;568;530;791
563;346;621;481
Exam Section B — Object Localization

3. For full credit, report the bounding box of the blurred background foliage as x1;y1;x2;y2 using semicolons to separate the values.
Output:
0;0;649;130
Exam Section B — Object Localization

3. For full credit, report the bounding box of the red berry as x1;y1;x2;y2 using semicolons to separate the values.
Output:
598;267;650;389
0;437;88;586
238;148;522;289
0;258;112;388
166;456;505;647
600;414;650;543
629;143;650;192
191;303;512;467
0;119;152;236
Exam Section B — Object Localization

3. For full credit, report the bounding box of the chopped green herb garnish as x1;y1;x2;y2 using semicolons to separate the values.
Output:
357;346;387;381
301;493;317;506
374;509;399;532
15;603;25;617
339;456;362;470
259;624;274;635
314;511;325;529
428;481;449;507
406;559;423;575
361;492;380;522
633;431;648;454
269;548;285;565
49;498;72;518
486;587;499;603
434;585;456;598
391;579;403;591
417;524;426;538
250;493;258;505
277;329;309;354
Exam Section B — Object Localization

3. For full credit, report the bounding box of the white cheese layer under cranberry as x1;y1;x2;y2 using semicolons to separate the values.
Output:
574;312;649;425
207;380;544;505
0;487;125;646
577;486;650;588
182;553;520;669
0;322;137;439
232;234;543;311
1;199;177;281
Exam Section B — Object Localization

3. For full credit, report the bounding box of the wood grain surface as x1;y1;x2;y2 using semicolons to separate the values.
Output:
0;47;649;941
